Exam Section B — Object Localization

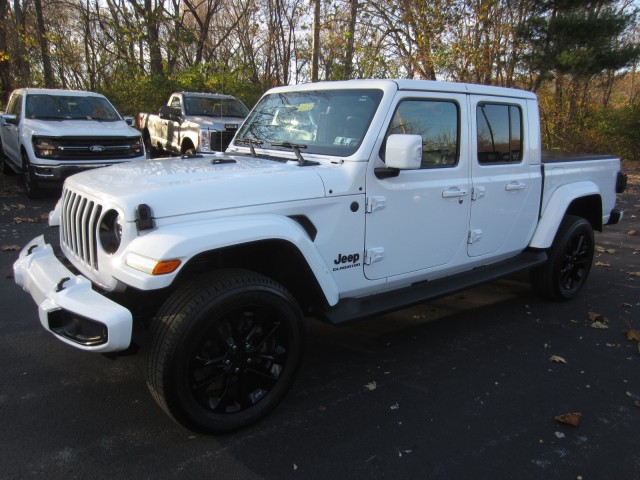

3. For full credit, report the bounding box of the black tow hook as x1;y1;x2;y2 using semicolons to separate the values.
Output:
55;277;71;292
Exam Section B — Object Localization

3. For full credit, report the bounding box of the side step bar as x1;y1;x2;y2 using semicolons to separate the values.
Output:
320;251;548;325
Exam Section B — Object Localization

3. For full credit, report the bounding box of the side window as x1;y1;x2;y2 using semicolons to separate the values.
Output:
476;103;522;164
170;97;182;117
7;93;23;119
382;99;459;168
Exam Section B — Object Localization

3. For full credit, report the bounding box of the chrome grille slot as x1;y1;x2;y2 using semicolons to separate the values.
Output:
60;188;103;271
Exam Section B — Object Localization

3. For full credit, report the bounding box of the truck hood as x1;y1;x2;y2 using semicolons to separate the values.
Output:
65;154;326;219
185;115;244;129
27;119;140;137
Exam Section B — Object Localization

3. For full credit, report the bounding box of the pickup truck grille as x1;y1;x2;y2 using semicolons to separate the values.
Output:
33;136;143;161
210;131;235;152
59;188;103;271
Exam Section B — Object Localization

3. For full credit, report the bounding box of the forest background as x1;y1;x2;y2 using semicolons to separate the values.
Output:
0;0;639;160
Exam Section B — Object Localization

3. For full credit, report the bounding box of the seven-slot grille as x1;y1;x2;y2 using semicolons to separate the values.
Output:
60;188;103;271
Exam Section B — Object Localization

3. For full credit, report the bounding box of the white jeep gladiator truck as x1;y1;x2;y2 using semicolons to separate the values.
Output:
137;92;249;156
0;88;145;198
14;80;626;433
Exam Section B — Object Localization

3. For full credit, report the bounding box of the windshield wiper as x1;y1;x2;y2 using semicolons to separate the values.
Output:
271;141;309;166
235;137;263;158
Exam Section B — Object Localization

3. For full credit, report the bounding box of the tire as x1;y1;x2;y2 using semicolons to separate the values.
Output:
0;139;14;175
143;130;157;158
22;151;41;199
145;269;305;433
530;215;594;300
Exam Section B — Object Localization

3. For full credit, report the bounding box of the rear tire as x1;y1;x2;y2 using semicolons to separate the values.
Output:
530;215;594;300
145;269;305;432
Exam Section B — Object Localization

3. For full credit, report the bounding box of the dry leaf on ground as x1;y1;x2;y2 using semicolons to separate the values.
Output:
627;272;640;277
555;412;582;427
549;355;567;364
628;230;637;236
595;261;611;267
627;329;640;341
1;244;21;252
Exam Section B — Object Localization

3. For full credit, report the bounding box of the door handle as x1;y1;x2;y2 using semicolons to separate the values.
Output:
442;188;468;198
505;182;526;191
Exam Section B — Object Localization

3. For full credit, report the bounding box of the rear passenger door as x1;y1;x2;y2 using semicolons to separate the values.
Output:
468;97;541;257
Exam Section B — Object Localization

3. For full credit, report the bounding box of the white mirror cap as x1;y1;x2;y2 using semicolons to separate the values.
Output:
385;134;422;170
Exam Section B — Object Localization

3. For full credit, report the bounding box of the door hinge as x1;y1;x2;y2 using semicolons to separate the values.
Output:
471;186;486;201
366;196;386;213
365;247;384;265
468;229;482;244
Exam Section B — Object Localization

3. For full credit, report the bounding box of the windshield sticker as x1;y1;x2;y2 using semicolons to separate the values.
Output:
334;137;356;146
297;103;314;112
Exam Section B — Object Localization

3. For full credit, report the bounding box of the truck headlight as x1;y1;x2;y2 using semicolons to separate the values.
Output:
33;138;56;158
199;129;211;152
99;209;123;254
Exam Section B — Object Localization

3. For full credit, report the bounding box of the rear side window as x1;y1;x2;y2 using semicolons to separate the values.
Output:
382;99;459;168
476;103;522;164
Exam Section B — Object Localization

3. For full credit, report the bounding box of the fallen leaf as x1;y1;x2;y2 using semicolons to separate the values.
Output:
588;311;608;323
628;230;638;236
590;321;609;329
606;248;617;254
550;355;567;364
594;261;611;267
364;381;377;391
635;400;640;408
595;245;605;252
627;272;640;277
621;303;633;308
555;412;582;427
1;245;21;252
390;402;399;410
627;330;640;341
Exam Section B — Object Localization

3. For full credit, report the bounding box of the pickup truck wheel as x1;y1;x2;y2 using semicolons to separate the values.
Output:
22;151;41;198
530;215;594;300
145;269;304;432
0;140;13;175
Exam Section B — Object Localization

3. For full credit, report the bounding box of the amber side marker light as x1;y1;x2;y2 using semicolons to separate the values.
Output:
152;259;181;275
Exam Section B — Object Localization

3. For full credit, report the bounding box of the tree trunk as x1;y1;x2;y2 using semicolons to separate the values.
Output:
311;0;320;82
343;0;358;79
34;0;55;87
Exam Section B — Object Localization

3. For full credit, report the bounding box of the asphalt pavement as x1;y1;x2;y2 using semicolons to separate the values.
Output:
1;165;639;480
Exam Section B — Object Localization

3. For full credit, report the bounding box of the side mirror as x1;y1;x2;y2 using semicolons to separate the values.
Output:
159;105;171;120
1;114;18;126
385;134;422;170
123;116;134;126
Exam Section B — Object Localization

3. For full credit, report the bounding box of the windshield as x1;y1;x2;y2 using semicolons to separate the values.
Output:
236;89;383;157
25;94;120;121
184;97;249;118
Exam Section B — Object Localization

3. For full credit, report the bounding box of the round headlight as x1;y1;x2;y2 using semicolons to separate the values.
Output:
99;209;123;254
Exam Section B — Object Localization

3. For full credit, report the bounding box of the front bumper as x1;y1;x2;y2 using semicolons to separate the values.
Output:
13;236;132;352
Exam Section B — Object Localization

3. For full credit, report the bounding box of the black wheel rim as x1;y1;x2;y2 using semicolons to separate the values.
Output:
188;304;290;414
558;230;591;293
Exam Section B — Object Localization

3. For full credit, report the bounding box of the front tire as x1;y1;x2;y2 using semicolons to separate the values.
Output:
22;151;41;198
530;215;594;300
145;269;305;433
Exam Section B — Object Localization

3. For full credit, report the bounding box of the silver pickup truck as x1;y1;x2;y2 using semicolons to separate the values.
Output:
137;92;249;157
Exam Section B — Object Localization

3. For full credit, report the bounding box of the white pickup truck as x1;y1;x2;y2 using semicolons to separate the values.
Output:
14;79;627;433
0;88;145;198
137;92;249;156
